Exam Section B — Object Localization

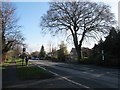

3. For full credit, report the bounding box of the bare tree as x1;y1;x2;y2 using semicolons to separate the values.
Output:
40;1;116;62
1;3;24;61
57;41;68;61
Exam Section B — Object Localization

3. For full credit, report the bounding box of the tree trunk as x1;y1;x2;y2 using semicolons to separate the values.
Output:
76;46;82;63
72;32;82;63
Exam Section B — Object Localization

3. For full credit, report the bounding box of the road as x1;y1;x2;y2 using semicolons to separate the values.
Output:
30;60;119;89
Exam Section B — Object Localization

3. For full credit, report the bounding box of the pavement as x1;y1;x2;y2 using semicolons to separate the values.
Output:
2;61;20;87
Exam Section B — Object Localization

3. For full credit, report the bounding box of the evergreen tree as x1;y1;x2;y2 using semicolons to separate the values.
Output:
114;31;120;60
92;27;119;66
104;27;117;55
39;45;46;59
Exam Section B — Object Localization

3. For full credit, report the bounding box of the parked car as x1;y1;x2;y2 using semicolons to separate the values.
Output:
31;57;39;60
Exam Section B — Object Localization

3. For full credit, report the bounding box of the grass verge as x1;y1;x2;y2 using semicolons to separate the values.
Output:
16;65;54;80
2;58;54;80
0;58;13;69
15;59;54;80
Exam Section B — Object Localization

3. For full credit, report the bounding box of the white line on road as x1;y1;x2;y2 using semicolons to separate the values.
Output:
37;64;93;90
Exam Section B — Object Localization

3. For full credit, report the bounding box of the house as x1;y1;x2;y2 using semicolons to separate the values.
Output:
70;47;92;60
81;47;92;58
70;48;78;61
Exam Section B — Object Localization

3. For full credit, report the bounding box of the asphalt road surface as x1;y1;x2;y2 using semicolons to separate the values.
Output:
30;60;119;89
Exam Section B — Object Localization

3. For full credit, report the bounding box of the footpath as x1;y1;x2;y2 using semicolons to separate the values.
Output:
2;61;20;88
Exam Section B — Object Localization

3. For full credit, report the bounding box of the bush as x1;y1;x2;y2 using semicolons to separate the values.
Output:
91;53;119;67
103;53;119;67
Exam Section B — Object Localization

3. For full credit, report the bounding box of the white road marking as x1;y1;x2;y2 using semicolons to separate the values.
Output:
37;64;93;89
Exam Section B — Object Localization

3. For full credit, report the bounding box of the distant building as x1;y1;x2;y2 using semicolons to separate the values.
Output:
70;47;92;60
70;48;78;61
81;47;92;58
70;48;77;56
